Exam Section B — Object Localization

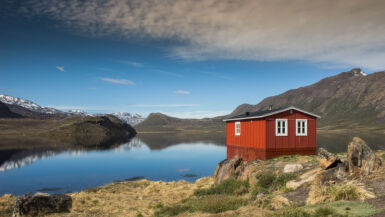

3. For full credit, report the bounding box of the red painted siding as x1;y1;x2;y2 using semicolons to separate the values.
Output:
226;109;317;161
265;110;316;153
226;119;266;161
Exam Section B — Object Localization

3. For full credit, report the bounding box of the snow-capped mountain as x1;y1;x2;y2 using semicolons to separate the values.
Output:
67;109;89;116
0;94;62;114
110;112;144;126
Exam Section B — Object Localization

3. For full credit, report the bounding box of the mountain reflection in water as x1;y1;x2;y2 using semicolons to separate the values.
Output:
0;132;383;195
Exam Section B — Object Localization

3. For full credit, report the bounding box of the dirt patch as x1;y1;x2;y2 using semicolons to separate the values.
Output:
366;195;385;209
366;177;385;196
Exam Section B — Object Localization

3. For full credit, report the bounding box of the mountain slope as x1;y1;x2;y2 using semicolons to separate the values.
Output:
0;94;62;114
0;102;23;118
229;68;385;128
135;113;224;133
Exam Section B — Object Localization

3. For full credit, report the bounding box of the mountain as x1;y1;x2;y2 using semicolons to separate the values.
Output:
110;112;144;126
228;68;385;129
135;113;224;133
137;68;385;133
0;94;62;114
0;102;23;118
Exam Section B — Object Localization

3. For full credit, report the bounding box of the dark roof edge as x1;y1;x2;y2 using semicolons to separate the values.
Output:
223;106;321;122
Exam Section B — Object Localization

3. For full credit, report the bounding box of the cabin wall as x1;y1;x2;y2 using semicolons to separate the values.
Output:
226;119;267;161
265;110;317;156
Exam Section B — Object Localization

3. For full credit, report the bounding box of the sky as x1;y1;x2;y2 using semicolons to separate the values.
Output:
1;0;385;118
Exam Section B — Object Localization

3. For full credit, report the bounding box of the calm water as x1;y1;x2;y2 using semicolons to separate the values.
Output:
0;135;226;195
0;132;383;195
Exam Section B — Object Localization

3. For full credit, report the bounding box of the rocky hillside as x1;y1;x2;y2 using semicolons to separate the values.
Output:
229;68;385;128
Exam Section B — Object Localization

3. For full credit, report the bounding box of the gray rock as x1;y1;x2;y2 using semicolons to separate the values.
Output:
283;163;303;173
347;137;382;176
317;147;341;170
213;157;242;184
13;192;72;217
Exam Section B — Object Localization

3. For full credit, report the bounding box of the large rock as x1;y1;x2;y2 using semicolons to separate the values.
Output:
347;137;382;176
286;168;322;190
213;157;242;184
317;148;341;170
283;163;303;173
213;158;262;185
13;193;72;217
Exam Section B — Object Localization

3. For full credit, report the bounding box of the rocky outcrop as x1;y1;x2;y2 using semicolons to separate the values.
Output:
286;168;322;190
347;137;382;175
213;157;242;184
317;148;341;170
213;157;263;185
13;193;72;217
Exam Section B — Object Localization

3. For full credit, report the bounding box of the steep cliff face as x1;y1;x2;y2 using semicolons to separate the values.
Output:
0;102;23;118
229;68;385;127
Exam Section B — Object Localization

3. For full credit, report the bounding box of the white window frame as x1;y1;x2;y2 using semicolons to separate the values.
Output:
235;121;241;136
275;119;288;136
296;119;308;136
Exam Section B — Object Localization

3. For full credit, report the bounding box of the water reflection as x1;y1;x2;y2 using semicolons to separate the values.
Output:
0;134;226;195
0;132;383;195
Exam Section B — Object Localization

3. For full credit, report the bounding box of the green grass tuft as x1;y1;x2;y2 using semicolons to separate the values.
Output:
252;172;296;197
194;178;250;196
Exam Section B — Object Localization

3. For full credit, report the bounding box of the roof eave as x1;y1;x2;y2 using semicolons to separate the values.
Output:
223;106;321;122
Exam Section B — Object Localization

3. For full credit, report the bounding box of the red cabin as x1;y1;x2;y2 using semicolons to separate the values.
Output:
224;106;320;161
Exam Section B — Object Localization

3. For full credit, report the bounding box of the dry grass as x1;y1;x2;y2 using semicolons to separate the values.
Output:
307;181;375;205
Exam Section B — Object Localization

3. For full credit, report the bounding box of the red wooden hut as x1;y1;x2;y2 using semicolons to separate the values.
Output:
224;106;320;161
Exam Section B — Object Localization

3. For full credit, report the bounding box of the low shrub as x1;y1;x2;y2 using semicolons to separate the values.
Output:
154;195;248;216
313;207;347;217
194;178;249;196
269;207;311;217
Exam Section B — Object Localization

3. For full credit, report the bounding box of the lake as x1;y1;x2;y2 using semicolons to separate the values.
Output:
0;132;383;195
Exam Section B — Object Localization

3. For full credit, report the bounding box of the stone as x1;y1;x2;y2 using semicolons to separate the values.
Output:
213;157;242;184
13;192;72;217
347;137;382;176
317;148;341;170
283;163;303;173
286;168;322;190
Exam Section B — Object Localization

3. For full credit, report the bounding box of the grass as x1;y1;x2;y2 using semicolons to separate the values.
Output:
303;201;379;217
252;172;296;197
153;195;248;216
194;178;250;196
307;181;375;205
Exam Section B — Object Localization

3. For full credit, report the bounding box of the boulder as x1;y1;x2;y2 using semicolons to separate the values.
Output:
317;148;341;170
213;157;242;184
13;192;72;217
347;137;382;176
283;163;303;173
286;168;322;190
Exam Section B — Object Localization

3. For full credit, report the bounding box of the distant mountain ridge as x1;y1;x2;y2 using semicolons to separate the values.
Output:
138;68;385;132
228;68;385;128
0;94;144;125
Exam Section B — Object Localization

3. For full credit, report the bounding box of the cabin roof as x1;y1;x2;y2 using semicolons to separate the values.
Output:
223;106;321;122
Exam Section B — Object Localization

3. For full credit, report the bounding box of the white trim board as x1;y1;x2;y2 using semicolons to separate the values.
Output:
223;106;321;122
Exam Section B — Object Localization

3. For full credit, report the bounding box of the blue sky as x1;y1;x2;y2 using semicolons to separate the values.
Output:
1;0;384;118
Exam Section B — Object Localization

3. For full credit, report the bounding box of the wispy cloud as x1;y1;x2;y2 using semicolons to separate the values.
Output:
22;0;385;70
56;66;65;72
100;78;135;85
116;60;143;68
175;90;190;95
132;104;198;108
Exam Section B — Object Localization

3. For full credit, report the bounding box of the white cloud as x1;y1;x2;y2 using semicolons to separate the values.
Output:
56;66;65;72
116;60;143;67
175;90;190;95
100;77;135;85
23;0;385;70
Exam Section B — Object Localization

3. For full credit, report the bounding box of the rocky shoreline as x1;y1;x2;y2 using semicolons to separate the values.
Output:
1;137;385;217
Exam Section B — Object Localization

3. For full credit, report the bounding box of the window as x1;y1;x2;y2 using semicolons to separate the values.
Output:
235;121;241;136
296;119;307;136
276;119;288;136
